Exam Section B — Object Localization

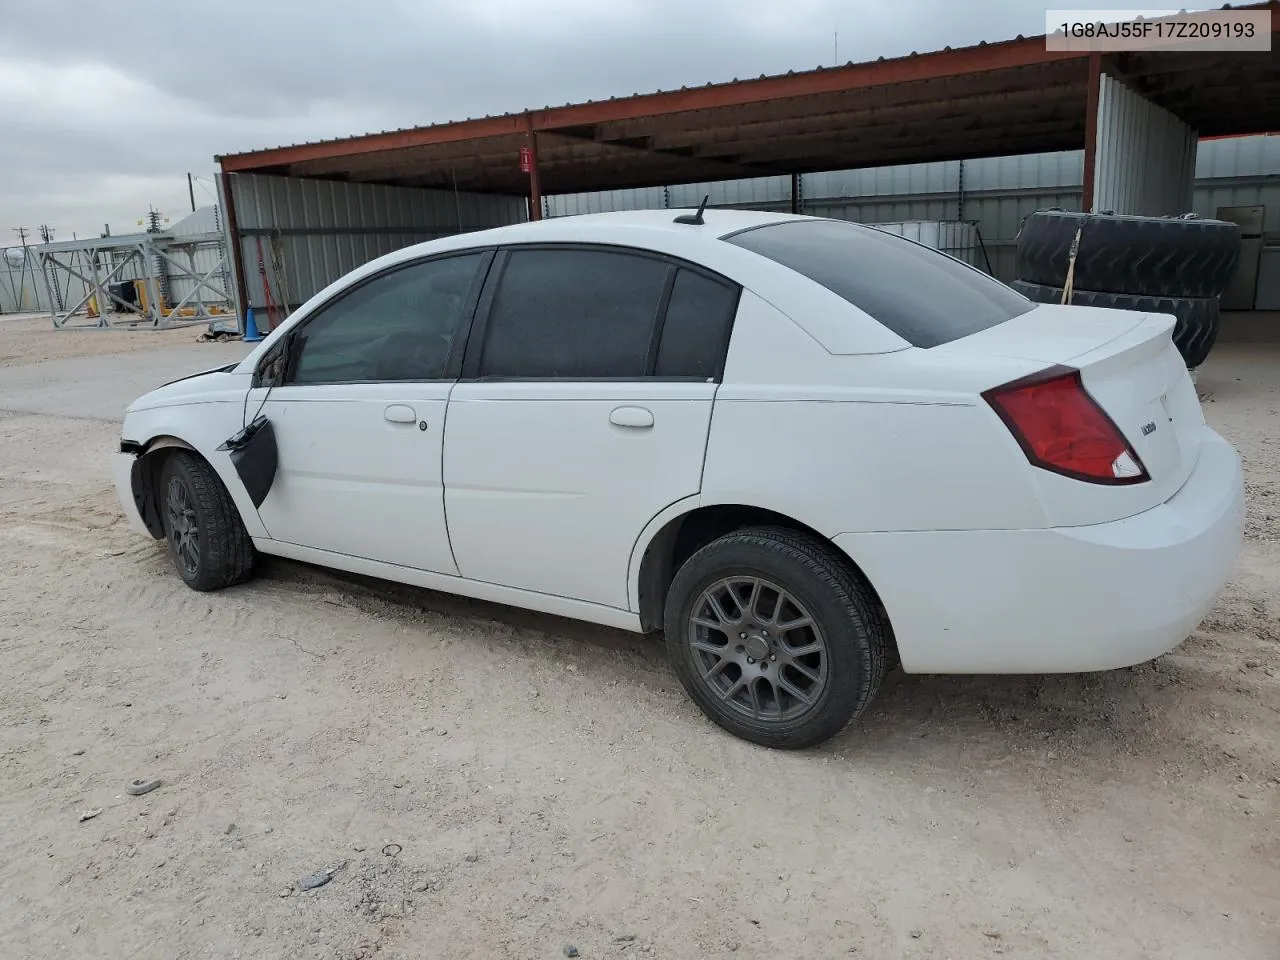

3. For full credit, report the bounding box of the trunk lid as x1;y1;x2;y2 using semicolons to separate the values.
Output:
941;303;1205;526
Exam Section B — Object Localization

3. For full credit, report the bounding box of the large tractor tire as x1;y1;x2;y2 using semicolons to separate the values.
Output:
1011;279;1221;369
1015;210;1241;299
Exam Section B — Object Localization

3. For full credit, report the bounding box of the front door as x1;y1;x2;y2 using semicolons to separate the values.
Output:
249;250;491;574
444;246;741;609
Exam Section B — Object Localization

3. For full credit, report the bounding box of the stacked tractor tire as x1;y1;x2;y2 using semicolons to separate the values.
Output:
1012;210;1242;369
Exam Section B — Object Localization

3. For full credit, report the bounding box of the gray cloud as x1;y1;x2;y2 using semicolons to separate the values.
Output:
1;0;1060;240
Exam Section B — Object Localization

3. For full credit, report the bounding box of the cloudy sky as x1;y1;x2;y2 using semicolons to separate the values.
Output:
2;0;1081;241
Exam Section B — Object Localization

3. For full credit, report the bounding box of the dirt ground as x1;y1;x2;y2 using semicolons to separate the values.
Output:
0;313;217;368
0;323;1276;960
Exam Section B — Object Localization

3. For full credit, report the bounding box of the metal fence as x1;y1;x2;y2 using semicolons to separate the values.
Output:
0;247;54;315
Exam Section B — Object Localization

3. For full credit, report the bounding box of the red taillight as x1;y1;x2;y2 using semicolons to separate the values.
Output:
983;365;1148;485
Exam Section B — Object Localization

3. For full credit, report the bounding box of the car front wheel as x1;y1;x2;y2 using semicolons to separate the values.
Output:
664;526;887;749
159;451;255;592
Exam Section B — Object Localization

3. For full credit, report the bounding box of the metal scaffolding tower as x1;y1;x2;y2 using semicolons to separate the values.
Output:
34;229;233;330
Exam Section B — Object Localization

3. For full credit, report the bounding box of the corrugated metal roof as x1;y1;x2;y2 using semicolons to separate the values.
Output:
218;2;1279;197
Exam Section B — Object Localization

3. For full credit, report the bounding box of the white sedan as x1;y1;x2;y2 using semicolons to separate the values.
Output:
113;210;1244;748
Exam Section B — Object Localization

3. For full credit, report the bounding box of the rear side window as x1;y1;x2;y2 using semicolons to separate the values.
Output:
655;269;739;379
478;249;669;378
725;219;1032;348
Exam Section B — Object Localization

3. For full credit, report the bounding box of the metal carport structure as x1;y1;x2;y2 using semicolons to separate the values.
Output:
215;3;1280;324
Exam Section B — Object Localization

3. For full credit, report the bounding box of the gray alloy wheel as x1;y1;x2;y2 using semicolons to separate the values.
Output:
158;451;255;592
686;576;829;724
664;526;887;749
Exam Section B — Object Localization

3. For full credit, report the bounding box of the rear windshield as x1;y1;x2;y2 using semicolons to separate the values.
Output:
724;219;1033;348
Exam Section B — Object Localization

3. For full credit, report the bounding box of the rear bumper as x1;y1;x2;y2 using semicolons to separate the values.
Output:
834;427;1245;673
113;452;152;537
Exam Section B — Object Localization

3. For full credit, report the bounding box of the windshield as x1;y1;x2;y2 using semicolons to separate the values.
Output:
724;218;1033;348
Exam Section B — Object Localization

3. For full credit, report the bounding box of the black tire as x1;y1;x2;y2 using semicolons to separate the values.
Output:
158;451;255;591
1015;210;1241;298
1010;279;1220;369
663;526;886;749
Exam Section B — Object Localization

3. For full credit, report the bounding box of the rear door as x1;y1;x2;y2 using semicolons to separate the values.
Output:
248;250;491;573
443;245;740;610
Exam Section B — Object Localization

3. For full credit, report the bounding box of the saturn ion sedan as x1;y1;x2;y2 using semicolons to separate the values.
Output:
113;210;1244;748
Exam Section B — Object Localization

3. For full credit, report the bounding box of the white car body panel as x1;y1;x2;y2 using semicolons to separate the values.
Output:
112;209;1245;678
445;380;715;609
938;305;1205;526
118;369;270;540
835;428;1243;673
246;381;456;574
258;538;642;631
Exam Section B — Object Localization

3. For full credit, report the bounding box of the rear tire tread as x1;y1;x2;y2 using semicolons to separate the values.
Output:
1010;279;1220;368
1015;210;1241;299
664;525;887;749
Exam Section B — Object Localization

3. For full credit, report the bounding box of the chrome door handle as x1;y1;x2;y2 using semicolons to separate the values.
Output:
384;404;417;424
609;406;654;428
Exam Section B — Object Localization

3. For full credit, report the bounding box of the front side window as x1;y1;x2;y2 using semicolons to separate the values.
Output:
287;252;486;385
725;219;1032;348
478;248;670;379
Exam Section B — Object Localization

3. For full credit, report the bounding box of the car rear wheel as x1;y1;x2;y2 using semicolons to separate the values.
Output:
159;451;255;592
664;526;887;749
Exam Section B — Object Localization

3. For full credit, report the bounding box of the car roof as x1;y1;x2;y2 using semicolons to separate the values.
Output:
489;208;805;242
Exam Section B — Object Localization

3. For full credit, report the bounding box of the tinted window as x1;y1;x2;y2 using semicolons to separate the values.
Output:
725;219;1032;348
289;253;484;384
655;269;739;379
479;249;669;378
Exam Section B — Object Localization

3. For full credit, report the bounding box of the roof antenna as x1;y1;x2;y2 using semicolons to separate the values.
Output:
674;195;709;225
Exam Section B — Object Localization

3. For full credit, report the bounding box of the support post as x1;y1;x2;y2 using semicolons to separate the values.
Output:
188;249;206;318
88;250;108;328
1081;51;1102;214
218;171;251;327
40;253;58;322
142;241;164;326
790;172;800;214
525;115;542;222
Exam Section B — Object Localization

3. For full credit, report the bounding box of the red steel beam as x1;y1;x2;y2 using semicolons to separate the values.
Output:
525;116;542;221
219;115;528;172
218;172;251;323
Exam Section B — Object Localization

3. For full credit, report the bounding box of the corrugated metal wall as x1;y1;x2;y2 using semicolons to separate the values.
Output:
546;152;1089;282
223;173;526;313
0;249;48;314
544;137;1276;283
1093;73;1197;216
1193;138;1280;232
